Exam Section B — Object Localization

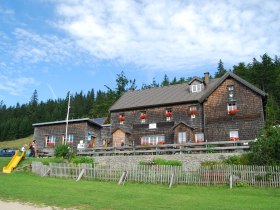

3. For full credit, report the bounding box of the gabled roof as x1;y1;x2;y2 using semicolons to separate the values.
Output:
111;127;132;135
198;71;266;102
188;76;204;85
172;121;195;130
33;118;102;128
109;72;266;112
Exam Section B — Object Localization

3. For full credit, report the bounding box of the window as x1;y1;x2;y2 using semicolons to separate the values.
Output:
141;135;165;145
118;114;125;124
227;102;237;111
178;132;186;144
189;106;198;118
65;134;74;145
191;84;202;93
166;108;172;121
46;135;57;147
195;133;204;142
229;130;239;141
140;111;147;123
228;85;234;91
47;135;57;143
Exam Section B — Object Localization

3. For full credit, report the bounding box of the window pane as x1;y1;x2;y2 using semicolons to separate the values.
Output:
230;130;239;140
178;132;186;143
195;133;204;142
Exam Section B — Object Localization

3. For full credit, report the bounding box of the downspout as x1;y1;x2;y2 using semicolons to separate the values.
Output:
203;100;207;141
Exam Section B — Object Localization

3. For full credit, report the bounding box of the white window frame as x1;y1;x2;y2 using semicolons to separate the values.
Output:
46;135;57;147
227;102;237;111
195;133;204;142
141;119;146;124
141;135;165;145
189;106;197;118
229;130;239;141
191;84;202;93
228;85;234;91
47;135;57;143
178;132;186;144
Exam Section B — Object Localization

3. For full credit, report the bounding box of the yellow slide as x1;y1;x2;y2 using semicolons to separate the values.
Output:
3;150;26;173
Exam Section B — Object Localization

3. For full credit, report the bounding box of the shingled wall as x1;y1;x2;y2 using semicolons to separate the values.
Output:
203;78;264;141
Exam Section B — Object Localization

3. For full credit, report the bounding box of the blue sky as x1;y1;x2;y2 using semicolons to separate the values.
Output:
1;0;279;107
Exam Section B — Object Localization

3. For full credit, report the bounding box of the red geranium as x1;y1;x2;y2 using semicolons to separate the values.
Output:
188;109;198;115
165;111;172;117
228;109;238;115
118;116;125;121
140;113;147;119
230;137;239;141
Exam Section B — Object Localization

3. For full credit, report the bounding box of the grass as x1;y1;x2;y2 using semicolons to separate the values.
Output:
0;135;33;149
1;158;280;210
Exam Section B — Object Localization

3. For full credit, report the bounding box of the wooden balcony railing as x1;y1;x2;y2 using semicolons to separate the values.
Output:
77;140;256;156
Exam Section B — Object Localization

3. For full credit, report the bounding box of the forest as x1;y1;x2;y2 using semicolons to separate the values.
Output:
0;54;279;141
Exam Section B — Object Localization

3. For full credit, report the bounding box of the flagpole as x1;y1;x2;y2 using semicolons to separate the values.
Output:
65;92;71;144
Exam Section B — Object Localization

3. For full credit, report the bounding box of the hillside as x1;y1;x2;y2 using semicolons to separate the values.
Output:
0;135;33;149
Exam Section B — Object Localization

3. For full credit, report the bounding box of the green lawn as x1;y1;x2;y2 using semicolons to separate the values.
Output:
1;158;280;210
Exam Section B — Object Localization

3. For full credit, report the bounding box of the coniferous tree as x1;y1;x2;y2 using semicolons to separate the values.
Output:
161;74;170;86
215;59;227;78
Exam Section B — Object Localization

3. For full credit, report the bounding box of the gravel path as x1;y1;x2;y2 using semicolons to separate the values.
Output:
0;200;53;210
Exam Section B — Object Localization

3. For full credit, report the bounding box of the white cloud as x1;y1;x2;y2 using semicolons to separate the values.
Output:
0;75;36;96
13;28;81;64
53;0;280;71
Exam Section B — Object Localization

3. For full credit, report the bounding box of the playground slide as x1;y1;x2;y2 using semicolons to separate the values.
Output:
3;150;26;173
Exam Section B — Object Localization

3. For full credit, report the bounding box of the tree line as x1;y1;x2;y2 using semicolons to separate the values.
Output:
0;54;279;141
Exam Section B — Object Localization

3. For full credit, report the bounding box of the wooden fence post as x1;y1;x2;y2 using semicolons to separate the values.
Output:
230;174;233;189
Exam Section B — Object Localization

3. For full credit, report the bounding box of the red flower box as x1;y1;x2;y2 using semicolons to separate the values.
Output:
118;116;125;121
140;113;147;119
165;111;172;117
47;142;55;147
196;139;204;142
157;141;165;145
230;137;239;141
188;109;198;115
228;109;238;115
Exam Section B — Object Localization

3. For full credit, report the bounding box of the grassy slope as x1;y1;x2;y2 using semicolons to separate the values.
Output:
0;159;279;210
0;135;33;149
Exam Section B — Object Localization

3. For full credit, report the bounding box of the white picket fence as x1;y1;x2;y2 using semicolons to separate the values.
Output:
31;162;280;187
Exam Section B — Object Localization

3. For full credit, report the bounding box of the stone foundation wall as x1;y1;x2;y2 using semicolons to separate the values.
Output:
94;153;241;170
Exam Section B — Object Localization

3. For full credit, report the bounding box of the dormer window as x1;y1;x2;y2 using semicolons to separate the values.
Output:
191;84;202;93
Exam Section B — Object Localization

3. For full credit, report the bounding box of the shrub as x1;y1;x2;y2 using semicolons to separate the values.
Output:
200;160;222;167
223;155;250;165
236;181;249;187
139;158;182;166
70;156;94;165
247;125;280;165
54;144;69;158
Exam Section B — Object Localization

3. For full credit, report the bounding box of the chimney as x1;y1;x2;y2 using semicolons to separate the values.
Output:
204;72;210;85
